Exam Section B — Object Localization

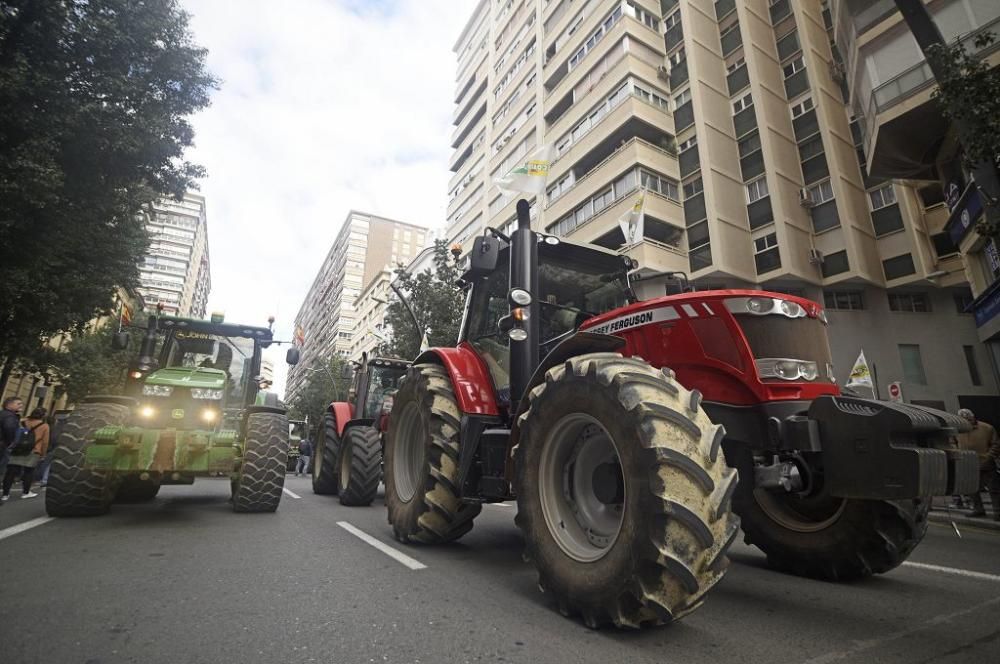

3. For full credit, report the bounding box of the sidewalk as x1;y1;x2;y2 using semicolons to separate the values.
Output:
929;496;1000;532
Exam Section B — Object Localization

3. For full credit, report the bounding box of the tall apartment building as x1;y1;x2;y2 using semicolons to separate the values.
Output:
138;192;211;318
831;0;1000;419
447;0;997;412
285;211;427;403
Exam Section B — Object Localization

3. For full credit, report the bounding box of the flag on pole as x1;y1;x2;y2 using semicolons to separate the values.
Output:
419;330;430;352
294;325;305;347
618;189;646;246
495;144;555;196
845;350;872;389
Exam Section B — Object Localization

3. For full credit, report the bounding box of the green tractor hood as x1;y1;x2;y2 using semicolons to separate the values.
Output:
145;366;227;389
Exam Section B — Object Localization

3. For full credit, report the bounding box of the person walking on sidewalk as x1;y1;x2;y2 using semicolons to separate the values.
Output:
295;437;313;476
1;407;50;501
956;408;1000;520
0;397;25;506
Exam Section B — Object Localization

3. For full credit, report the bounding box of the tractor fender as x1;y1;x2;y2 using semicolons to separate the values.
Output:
412;344;501;416
509;331;625;444
327;402;353;436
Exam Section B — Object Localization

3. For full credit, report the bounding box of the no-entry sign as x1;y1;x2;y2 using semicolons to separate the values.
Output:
888;381;902;402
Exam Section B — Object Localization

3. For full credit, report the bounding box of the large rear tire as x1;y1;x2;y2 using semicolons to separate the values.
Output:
114;476;161;503
514;354;739;629
338;425;382;506
45;403;130;517
312;411;340;495
729;447;928;580
232;412;288;513
385;364;481;543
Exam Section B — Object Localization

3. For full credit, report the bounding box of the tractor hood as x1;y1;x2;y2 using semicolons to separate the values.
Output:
145;366;227;389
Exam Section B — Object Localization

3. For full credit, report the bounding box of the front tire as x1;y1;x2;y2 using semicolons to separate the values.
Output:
729;447;928;580
338;426;382;506
312;411;340;495
232;412;288;513
46;402;130;517
514;354;739;629
385;364;481;543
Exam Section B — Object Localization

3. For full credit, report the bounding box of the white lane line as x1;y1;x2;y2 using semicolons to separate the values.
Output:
337;521;427;570
902;561;1000;583
0;516;55;541
487;502;512;508
282;487;302;499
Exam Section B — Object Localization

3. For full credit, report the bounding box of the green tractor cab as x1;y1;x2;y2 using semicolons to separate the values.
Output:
45;312;300;516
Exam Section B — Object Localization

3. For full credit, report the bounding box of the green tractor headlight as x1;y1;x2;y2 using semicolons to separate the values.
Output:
142;385;173;397
191;388;224;400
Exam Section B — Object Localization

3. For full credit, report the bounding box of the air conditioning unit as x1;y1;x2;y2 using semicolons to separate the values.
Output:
799;188;816;208
657;65;670;81
829;61;846;83
808;248;824;264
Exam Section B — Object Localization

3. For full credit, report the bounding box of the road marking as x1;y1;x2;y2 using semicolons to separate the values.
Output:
337;521;427;570
800;595;1000;664
0;516;55;541
487;502;512;508
902;560;1000;583
282;487;302;499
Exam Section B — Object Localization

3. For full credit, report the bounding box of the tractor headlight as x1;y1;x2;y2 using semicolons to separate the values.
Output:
201;408;219;424
142;385;173;397
746;297;772;314
139;405;156;418
508;328;528;341
726;297;809;319
191;388;224;400
755;358;820;382
779;300;805;318
509;288;532;305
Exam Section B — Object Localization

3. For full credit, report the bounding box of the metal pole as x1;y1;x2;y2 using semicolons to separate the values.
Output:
388;281;424;340
871;362;882;401
509;199;539;405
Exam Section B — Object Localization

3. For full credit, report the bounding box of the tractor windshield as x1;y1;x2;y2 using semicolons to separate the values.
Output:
466;242;630;395
362;365;406;419
162;331;258;404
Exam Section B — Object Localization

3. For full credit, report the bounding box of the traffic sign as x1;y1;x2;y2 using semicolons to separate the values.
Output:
888;381;902;402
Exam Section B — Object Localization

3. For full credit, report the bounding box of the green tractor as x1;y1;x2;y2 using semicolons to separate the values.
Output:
45;312;301;516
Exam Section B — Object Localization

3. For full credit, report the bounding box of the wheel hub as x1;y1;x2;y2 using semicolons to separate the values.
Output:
393;402;422;503
539;415;625;562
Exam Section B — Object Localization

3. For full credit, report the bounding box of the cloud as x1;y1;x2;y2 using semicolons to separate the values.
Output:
179;0;474;395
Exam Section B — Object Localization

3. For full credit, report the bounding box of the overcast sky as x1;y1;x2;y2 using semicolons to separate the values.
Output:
180;0;474;395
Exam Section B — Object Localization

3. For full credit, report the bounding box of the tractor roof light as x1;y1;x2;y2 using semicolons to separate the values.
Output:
509;288;532;306
508;328;528;341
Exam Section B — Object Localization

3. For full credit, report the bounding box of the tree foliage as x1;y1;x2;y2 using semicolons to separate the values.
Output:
287;355;353;434
47;324;136;404
380;240;465;360
0;0;217;385
928;30;1000;238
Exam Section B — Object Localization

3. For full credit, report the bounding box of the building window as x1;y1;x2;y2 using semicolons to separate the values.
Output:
790;97;814;118
868;183;897;210
954;288;974;313
746;177;769;203
669;47;685;66
678;135;697;151
783;56;805;78
754;234;781;273
963;345;983;386
754;232;777;254
738;132;761;157
888;292;930;312
664;10;681;30
683;176;704;198
823;290;864;311
899;344;927;385
820;249;849;277
732;92;753;113
674;89;691;108
807;180;834;205
931;232;959;258
883;253;917;281
727;56;746;72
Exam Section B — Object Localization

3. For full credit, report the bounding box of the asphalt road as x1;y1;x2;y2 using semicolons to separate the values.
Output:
2;477;999;664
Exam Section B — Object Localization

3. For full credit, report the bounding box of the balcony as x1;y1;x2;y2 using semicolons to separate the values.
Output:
864;16;1000;179
451;100;486;149
546;137;679;223
453;78;487;126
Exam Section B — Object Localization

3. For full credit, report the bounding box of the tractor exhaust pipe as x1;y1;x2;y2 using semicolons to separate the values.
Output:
509;199;539;405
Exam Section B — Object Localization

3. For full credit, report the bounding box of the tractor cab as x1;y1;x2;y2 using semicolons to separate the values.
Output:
348;354;409;429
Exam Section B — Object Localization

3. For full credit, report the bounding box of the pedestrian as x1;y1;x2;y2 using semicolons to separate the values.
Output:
955;408;1000;520
0;396;25;506
1;406;49;501
296;437;313;476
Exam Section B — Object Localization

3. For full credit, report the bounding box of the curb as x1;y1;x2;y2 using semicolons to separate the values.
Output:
928;510;1000;532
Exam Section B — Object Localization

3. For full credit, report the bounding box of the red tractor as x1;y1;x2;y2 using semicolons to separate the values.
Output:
312;353;409;505
384;201;978;629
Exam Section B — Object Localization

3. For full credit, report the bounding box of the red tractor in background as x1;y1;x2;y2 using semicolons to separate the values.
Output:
312;352;408;505
384;200;979;630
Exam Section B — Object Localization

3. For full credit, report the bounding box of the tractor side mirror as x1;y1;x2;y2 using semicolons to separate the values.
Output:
285;347;300;365
467;235;499;280
111;331;130;351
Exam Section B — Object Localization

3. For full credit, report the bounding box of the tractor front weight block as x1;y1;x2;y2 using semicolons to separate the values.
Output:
807;396;978;500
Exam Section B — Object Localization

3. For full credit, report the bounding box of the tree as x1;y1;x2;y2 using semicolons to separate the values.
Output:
287;355;354;434
380;240;465;360
894;0;1000;240
0;0;217;391
47;325;136;404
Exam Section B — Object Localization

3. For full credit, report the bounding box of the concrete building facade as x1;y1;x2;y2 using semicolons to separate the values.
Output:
447;0;997;412
285;211;427;403
138;192;211;318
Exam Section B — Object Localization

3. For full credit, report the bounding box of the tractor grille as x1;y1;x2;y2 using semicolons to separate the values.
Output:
737;315;833;383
